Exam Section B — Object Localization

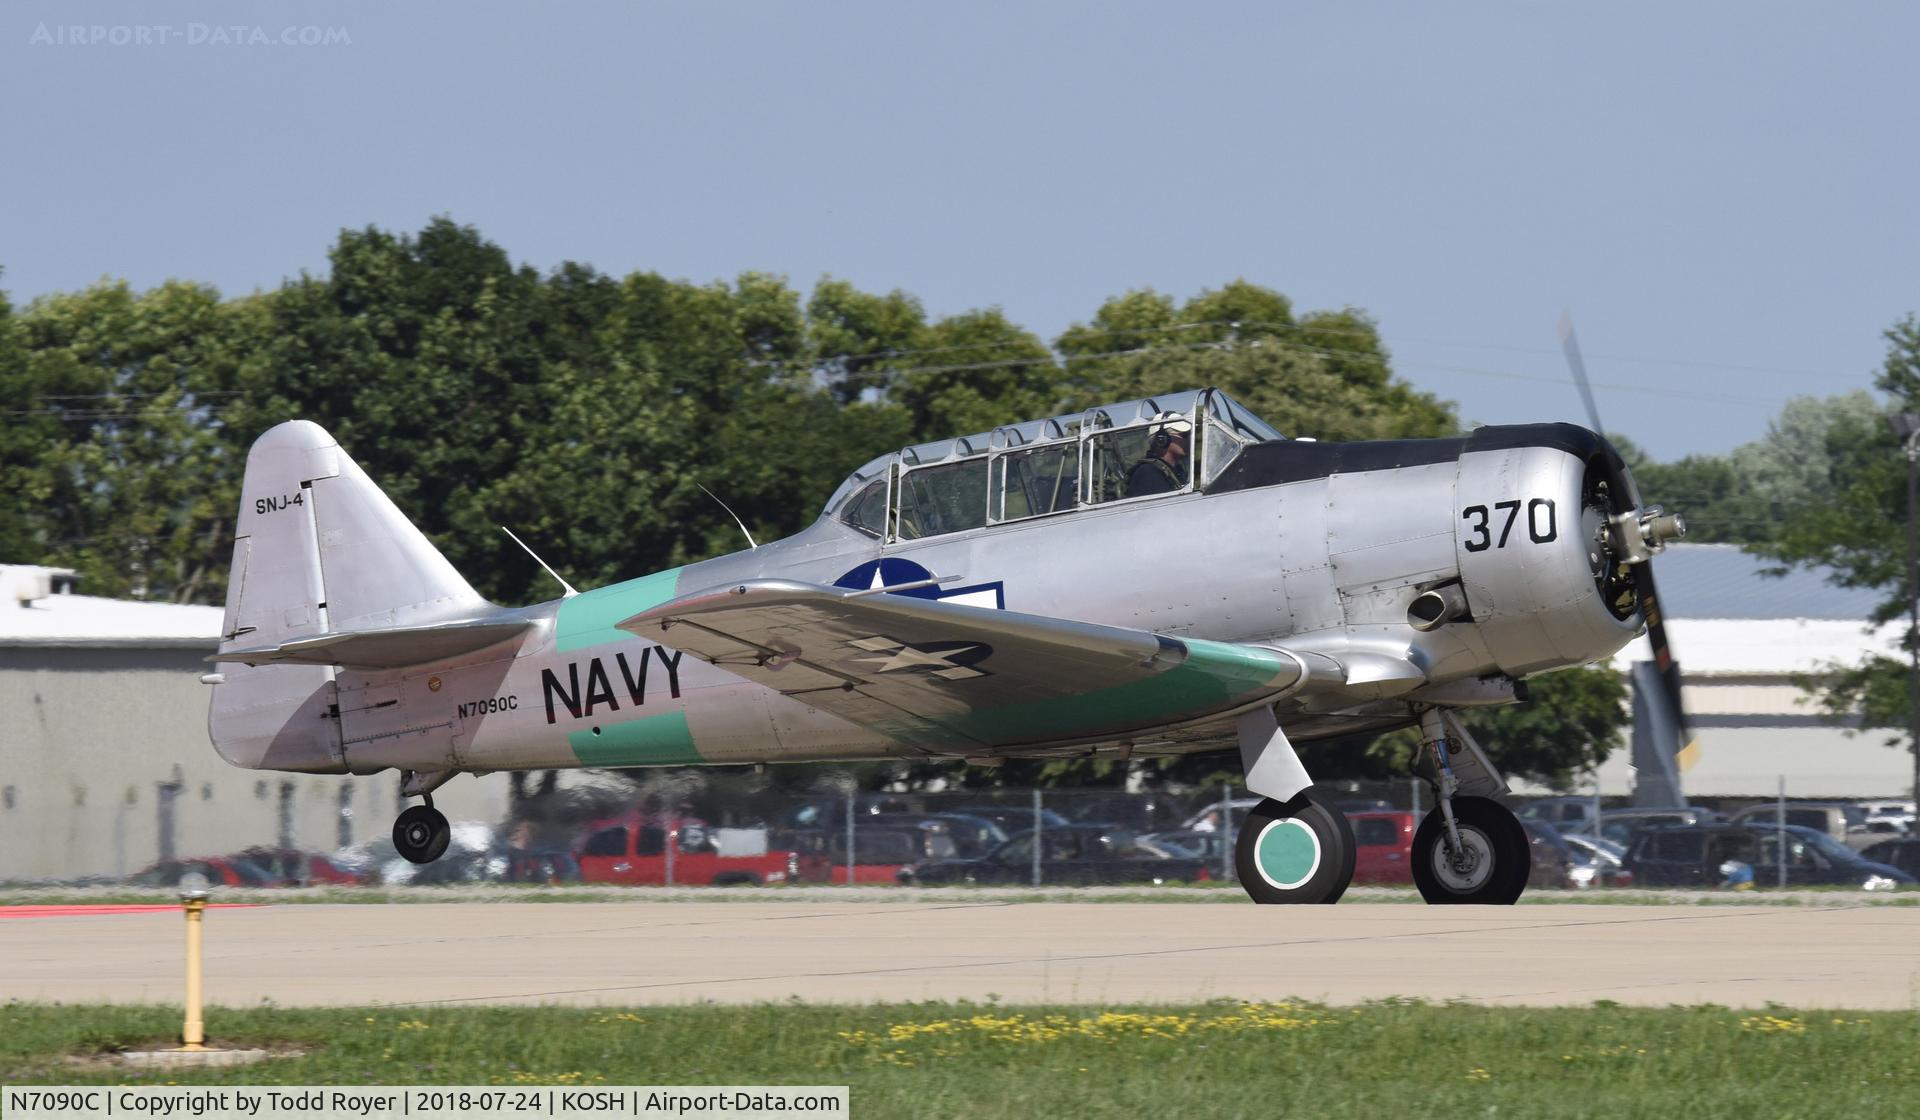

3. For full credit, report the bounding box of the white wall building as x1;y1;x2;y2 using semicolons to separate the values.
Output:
0;565;508;882
1593;544;1910;800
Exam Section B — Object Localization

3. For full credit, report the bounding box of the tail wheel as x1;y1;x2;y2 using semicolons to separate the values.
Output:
394;805;451;865
1235;793;1356;904
1411;796;1528;904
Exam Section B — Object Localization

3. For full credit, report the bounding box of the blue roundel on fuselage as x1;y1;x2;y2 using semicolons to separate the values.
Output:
833;558;941;597
833;559;1007;611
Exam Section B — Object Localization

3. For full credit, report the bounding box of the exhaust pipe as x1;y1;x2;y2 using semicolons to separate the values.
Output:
1408;585;1469;632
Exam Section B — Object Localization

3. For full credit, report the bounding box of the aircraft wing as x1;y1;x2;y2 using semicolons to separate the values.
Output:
617;579;1306;751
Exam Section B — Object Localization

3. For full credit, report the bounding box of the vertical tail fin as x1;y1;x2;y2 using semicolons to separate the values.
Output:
210;421;490;771
222;420;488;645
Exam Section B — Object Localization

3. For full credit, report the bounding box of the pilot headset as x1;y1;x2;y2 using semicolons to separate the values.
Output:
1147;412;1193;453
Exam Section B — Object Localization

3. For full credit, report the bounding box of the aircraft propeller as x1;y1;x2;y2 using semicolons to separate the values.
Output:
1557;314;1696;801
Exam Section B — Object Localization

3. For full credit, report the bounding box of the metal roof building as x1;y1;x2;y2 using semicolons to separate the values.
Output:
1593;544;1905;799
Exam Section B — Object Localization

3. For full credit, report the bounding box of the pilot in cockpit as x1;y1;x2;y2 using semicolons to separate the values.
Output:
1124;413;1192;497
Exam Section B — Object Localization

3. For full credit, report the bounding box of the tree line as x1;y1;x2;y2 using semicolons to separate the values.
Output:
0;218;1448;609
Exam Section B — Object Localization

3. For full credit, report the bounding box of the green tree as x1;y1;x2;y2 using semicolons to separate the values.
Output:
1056;283;1456;440
805;279;926;406
894;309;1054;440
10;279;252;601
0;275;57;568
1621;391;1886;547
1758;317;1920;782
226;220;556;603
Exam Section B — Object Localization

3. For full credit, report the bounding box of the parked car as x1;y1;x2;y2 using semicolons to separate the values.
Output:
922;813;1010;858
1592;807;1724;847
1058;793;1185;833
1521;820;1579;890
778;794;926;828
128;856;277;889
575;817;799;885
1727;802;1872;848
1180;798;1262;833
334;821;495;885
228;847;358;886
1517;796;1600;834
1861;815;1912;837
1139;829;1229;866
900;825;1212;885
1625;823;1913;890
502;844;582;884
1348;811;1416;885
870;813;1007;859
1859;838;1920;880
406;849;506;885
1561;832;1634;888
792;825;961;884
946;803;1074;834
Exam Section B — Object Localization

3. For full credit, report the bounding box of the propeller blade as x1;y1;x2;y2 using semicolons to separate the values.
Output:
1631;560;1700;774
1557;311;1608;436
1557;313;1697;796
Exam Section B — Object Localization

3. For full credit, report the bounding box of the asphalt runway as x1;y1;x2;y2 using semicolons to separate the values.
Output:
4;901;1917;1010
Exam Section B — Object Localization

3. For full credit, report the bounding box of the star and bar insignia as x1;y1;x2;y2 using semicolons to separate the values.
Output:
846;635;993;680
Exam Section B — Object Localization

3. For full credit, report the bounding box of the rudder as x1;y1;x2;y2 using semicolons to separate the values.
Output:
209;421;490;771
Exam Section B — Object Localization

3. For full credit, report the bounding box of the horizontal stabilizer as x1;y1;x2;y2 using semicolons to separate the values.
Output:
208;617;532;670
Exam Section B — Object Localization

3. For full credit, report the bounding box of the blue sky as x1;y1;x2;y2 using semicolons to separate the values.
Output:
4;2;1915;459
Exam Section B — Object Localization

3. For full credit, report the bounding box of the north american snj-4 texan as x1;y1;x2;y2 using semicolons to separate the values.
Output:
204;386;1686;904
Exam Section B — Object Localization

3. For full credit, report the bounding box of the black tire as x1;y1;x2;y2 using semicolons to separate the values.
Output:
394;805;451;865
1411;796;1528;904
1234;793;1356;904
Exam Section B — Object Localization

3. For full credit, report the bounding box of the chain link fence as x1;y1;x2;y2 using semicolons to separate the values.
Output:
7;770;1913;893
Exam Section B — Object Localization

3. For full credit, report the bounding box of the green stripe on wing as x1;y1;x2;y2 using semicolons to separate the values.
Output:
914;638;1294;745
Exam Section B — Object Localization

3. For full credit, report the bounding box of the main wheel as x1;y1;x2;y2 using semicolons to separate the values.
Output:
394;805;452;865
1235;793;1356;904
1411;796;1528;904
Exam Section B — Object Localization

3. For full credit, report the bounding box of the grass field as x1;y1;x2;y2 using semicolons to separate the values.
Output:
3;1001;1914;1117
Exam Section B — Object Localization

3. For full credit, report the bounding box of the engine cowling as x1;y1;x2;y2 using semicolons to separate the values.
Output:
1451;425;1663;677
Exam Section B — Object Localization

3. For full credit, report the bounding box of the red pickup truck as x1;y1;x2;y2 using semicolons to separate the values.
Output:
1348;810;1418;884
575;817;800;886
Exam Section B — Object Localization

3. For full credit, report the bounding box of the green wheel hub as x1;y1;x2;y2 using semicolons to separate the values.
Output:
1253;818;1323;890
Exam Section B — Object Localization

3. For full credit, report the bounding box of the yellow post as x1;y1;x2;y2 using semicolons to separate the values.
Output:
180;897;208;1051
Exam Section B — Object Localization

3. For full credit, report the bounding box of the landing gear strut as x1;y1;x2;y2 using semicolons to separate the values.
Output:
1410;711;1527;904
394;789;451;865
1234;792;1356;904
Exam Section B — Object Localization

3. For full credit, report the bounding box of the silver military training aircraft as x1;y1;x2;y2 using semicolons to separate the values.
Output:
205;387;1684;904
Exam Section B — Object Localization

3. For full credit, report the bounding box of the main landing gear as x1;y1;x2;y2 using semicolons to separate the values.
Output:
1231;706;1527;905
393;770;453;864
1235;793;1356;904
1407;711;1527;905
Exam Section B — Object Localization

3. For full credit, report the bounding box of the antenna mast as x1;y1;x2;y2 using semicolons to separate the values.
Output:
501;526;580;598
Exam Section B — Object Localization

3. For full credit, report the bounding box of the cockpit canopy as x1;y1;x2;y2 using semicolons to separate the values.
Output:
823;388;1284;542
